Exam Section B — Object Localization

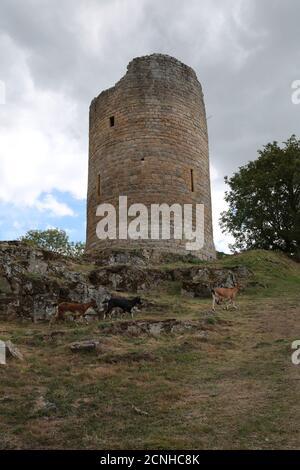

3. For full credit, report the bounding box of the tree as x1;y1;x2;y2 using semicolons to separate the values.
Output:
220;135;300;259
20;228;85;258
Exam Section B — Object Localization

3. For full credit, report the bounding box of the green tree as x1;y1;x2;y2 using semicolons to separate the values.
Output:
220;135;300;259
20;228;85;258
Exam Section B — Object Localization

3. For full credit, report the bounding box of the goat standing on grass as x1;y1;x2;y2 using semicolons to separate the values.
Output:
211;284;240;311
50;300;97;324
103;297;142;319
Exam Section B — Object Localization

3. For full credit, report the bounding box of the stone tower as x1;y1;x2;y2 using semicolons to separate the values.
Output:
86;54;215;259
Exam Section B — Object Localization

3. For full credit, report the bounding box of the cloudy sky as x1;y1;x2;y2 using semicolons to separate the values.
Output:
0;0;299;252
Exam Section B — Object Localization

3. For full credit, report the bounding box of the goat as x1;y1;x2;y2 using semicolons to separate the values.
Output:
103;297;142;319
51;300;97;323
211;284;240;311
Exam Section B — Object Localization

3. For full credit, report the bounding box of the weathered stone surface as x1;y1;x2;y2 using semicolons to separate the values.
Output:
0;241;109;321
86;54;216;260
91;248;206;267
69;339;100;352
132;405;149;416
181;266;252;297
84;307;100;322
93;249;151;267
0;241;251;320
98;318;207;337
148;322;164;338
89;258;252;294
89;264;153;292
5;340;24;361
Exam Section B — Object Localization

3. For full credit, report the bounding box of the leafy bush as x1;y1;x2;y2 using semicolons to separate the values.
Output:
20;229;85;258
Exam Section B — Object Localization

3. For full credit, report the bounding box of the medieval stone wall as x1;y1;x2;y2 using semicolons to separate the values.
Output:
86;54;216;259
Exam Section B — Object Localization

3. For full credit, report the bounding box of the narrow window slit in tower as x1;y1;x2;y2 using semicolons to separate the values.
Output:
97;174;101;197
190;169;194;192
109;116;115;127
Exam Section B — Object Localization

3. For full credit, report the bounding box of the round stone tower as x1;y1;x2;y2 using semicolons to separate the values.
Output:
86;53;215;259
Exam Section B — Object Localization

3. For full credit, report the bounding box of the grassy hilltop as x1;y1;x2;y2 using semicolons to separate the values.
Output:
0;250;300;449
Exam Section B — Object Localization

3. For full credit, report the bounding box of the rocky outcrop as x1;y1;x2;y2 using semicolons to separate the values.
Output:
89;262;252;296
5;340;24;361
0;241;109;321
98;318;210;337
91;248;207;267
88;265;152;292
0;242;252;321
69;339;101;352
180;265;251;298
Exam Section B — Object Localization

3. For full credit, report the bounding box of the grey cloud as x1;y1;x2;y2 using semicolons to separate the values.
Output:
0;0;299;247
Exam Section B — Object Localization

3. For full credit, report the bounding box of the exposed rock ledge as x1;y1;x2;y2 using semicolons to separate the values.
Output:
0;241;108;321
0;242;252;321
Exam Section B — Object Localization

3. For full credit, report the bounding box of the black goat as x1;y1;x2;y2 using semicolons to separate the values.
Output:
103;296;142;319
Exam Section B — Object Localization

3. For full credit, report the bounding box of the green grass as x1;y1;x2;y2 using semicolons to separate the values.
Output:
0;250;300;449
158;249;300;298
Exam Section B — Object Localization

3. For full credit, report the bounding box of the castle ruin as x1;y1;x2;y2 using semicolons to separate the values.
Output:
86;54;215;259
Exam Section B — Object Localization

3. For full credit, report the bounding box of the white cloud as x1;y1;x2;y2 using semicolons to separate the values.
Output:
210;164;219;182
34;194;74;217
211;184;235;254
0;35;86;208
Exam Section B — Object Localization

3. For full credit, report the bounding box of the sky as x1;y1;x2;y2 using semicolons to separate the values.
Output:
0;0;299;252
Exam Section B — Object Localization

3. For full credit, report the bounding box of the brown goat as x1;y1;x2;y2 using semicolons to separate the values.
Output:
211;285;240;311
51;300;97;323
